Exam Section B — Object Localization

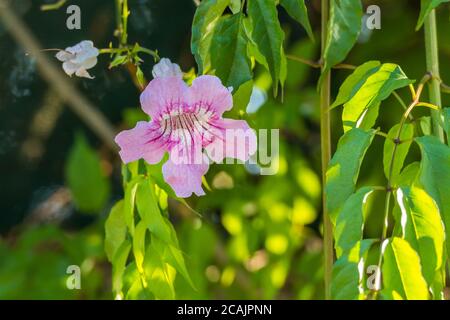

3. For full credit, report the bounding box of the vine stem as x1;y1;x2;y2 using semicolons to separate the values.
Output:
423;6;450;287
424;10;445;141
320;0;333;300
371;74;431;299
286;54;356;70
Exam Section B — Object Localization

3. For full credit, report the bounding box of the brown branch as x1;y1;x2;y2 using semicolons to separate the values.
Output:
286;54;356;70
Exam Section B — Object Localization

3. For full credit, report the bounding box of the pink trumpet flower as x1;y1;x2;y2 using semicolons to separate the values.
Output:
115;59;257;198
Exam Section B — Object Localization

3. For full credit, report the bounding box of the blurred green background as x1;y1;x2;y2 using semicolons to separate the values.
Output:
0;0;449;299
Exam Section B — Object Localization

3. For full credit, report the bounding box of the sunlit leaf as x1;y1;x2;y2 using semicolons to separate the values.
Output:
229;0;241;13
326;128;376;223
144;241;176;299
331;62;413;132
152;236;196;290
105;200;126;262
136;178;173;245
124;176;144;236
396;161;420;187
331;61;381;108
415;136;450;257
331;239;376;300
112;240;131;296
395;186;445;297
335;186;377;258
383;123;415;184
132;220;147;274
381;237;429;300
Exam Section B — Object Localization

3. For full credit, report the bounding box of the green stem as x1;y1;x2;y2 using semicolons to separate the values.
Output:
424;6;449;293
424;10;445;141
320;0;333;300
121;0;129;45
392;91;414;121
99;48;128;55
115;0;124;41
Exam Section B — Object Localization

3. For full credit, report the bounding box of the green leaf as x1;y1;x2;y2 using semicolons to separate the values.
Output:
229;0;241;13
229;79;253;117
416;0;450;30
415;136;450;257
105;200;126;262
112;240;131;296
145;158;178;200
279;0;314;41
335;187;377;258
191;0;230;73
443;108;450;142
395;186;445;297
152;236;196;290
65;133;110;214
144;241;176;299
331;239;376;300
135;66;145;89
210;13;253;89
383;123;415;184
419;116;432;136
124;176;144;236
136;178;173;245
332;62;413;132
132;220;147;274
331;61;381;108
123;263;152;300
381;237;429;300
109;54;128;68
322;0;363;74
247;0;287;96
396;161;420;187
326;128;376;223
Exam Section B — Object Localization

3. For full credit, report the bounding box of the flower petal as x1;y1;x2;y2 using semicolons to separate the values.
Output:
55;50;74;62
189;75;233;116
71;47;99;64
152;58;183;79
140;76;189;120
162;159;209;198
62;61;78;76
115;121;167;164
81;57;98;70
205;118;257;163
66;40;94;53
75;68;95;79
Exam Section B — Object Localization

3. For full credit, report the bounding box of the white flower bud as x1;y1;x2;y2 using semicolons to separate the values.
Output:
56;40;99;79
151;58;183;79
